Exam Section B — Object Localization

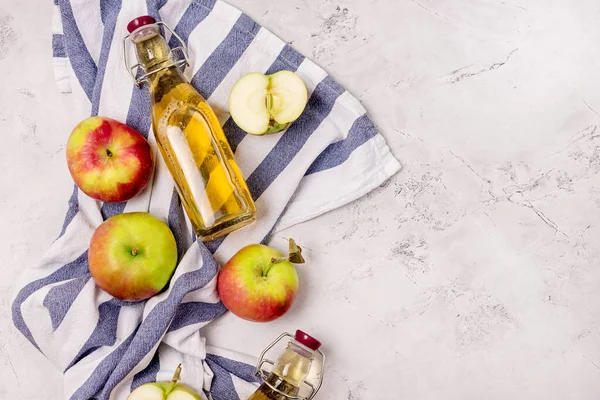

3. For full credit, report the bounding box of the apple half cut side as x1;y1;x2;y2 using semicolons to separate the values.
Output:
127;365;201;400
229;71;308;135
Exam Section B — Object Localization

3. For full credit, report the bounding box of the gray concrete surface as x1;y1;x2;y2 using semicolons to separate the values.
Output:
2;0;600;399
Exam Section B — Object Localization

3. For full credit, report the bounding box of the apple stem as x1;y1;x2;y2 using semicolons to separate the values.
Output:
270;256;288;264
131;248;139;256
263;239;305;276
263;260;277;277
171;364;182;383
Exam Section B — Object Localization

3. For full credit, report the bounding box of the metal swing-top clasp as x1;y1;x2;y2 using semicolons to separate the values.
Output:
122;20;190;87
255;332;326;400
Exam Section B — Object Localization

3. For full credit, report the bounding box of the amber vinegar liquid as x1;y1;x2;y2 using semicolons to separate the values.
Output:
247;378;300;400
133;28;255;241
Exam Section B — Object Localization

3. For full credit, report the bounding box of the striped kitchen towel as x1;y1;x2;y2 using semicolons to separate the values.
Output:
13;0;401;399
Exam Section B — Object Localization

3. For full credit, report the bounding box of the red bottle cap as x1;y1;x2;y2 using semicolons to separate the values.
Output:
127;16;156;33
295;330;321;351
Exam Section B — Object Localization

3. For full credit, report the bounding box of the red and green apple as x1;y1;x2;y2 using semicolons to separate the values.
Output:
89;212;178;301
66;116;153;203
217;239;304;322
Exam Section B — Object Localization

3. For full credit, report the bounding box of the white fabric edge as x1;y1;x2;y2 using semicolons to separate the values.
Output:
273;134;402;233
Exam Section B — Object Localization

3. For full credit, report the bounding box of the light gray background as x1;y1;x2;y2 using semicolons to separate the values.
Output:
2;0;600;399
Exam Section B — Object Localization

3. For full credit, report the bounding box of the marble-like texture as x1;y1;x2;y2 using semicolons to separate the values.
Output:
2;0;600;399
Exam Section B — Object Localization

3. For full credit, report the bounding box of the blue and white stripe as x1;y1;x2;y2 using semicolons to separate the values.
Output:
13;1;401;399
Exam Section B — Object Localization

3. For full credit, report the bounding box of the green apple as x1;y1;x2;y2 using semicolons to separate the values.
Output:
66;116;154;203
127;365;201;400
229;71;308;135
88;212;178;301
217;239;305;322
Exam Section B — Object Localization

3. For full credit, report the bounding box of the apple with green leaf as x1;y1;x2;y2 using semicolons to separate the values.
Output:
89;212;178;301
217;239;305;322
66;116;153;203
229;71;308;135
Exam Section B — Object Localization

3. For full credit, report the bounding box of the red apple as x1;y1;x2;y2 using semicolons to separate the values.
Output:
66;116;153;202
89;212;178;301
217;239;304;322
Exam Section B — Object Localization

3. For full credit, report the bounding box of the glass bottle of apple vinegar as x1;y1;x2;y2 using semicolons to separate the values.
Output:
124;16;255;241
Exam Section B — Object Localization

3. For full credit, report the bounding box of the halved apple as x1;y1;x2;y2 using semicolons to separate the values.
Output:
127;365;200;400
229;71;308;135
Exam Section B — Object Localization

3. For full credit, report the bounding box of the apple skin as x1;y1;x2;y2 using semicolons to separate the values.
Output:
217;244;299;322
66;116;153;203
89;212;178;301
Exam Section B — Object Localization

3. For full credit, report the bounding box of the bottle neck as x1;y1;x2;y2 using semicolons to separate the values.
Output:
132;25;186;88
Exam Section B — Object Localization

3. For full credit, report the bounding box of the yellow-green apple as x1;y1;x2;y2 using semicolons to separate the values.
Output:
89;212;178;301
217;239;305;322
229;71;308;135
66;116;153;202
127;364;200;400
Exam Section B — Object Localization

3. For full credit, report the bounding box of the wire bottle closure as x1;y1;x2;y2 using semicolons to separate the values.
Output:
123;21;190;87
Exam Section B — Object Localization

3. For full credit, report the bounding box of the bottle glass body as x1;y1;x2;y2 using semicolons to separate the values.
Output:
132;26;255;241
248;342;314;400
